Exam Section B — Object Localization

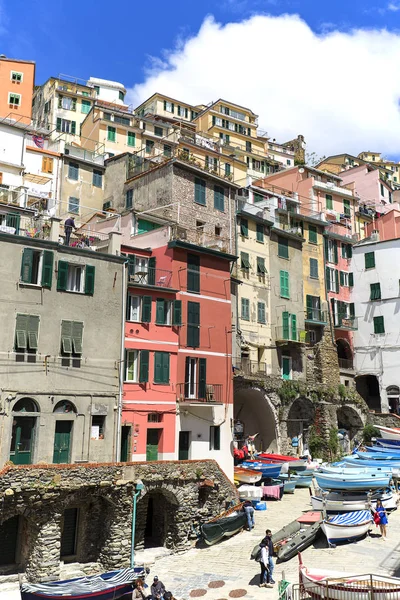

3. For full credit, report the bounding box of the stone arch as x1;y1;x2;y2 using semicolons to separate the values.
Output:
337;405;365;441
387;386;400;414
356;374;381;411
234;384;279;453
12;397;39;412
336;338;353;368
53;400;77;414
136;483;180;550
286;397;315;450
10;397;40;465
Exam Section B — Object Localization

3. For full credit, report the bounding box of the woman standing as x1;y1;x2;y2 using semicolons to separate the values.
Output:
374;499;388;539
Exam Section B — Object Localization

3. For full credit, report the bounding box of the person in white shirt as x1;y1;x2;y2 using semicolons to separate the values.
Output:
258;542;272;588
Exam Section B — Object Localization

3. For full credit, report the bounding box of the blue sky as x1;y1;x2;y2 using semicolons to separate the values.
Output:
2;0;400;158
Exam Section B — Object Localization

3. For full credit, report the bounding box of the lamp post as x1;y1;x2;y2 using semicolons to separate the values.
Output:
131;479;144;569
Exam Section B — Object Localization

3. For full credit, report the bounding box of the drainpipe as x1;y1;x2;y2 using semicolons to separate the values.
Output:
322;233;335;345
116;259;128;461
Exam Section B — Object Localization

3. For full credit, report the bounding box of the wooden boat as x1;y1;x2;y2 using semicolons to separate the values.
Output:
315;472;391;491
234;466;262;484
320;464;392;476
299;553;400;600
273;478;296;494
376;438;400;449
376;425;400;441
201;502;246;546
241;461;282;478
20;568;145;600
279;473;313;488
366;446;400;457
257;453;307;471
359;450;400;461
277;518;322;562
321;510;372;545
311;491;397;512
342;456;400;477
237;484;263;500
258;452;299;462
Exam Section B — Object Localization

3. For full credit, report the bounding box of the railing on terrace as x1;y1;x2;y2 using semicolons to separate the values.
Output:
288;577;400;600
0;184;26;206
275;327;307;343
64;145;105;165
326;222;358;240
127;267;173;288
338;357;354;370
65;227;111;248
233;360;268;377
334;316;358;330
305;309;327;324
176;383;223;403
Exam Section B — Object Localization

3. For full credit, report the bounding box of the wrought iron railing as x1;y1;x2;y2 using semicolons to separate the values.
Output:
176;383;223;403
305;309;327;324
338;357;354;369
275;327;307;343
233;360;268;376
128;267;173;288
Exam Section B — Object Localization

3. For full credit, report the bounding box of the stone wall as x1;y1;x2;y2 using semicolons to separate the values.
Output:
0;460;237;582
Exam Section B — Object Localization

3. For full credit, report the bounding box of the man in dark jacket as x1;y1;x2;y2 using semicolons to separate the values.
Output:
64;217;77;246
150;576;165;599
262;529;275;584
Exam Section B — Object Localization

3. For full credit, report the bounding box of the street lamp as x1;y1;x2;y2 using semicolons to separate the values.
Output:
130;479;144;568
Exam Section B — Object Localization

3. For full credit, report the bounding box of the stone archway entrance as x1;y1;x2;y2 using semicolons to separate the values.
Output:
337;405;364;441
136;489;179;550
336;338;353;369
356;375;381;411
234;386;278;453
286;397;315;453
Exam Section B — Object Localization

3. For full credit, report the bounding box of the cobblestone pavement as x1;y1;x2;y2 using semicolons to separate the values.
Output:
2;487;400;599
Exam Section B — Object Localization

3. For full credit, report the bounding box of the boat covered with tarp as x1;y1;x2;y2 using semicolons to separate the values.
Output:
20;568;145;600
201;502;246;546
321;509;372;545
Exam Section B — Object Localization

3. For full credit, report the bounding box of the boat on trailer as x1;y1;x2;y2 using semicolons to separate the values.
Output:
201;502;246;546
20;568;146;600
299;552;400;600
321;510;372;546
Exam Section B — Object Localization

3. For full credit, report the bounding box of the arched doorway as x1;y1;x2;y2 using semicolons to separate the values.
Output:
136;489;179;550
53;401;77;464
0;516;21;570
286;398;315;452
387;386;400;415
337;406;364;441
356;375;381;411
336;338;353;370
10;398;39;465
234;387;278;452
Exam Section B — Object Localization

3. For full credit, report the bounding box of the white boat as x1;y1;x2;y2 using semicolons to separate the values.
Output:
311;491;398;512
321;510;372;545
299;553;400;599
315;472;391;491
237;485;263;500
320;464;392;476
234;467;262;484
376;425;400;441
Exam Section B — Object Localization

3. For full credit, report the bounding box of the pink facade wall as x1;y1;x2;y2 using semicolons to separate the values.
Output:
365;209;400;241
340;165;388;205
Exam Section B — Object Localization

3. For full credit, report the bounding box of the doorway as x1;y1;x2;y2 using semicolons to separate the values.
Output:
0;516;19;566
146;429;160;461
178;431;190;460
53;421;73;464
10;417;36;464
61;508;79;558
120;426;131;462
282;356;292;380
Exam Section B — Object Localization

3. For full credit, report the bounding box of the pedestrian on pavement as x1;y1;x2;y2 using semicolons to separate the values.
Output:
257;542;272;588
64;216;77;246
261;529;275;584
373;499;388;539
243;500;255;530
150;576;166;600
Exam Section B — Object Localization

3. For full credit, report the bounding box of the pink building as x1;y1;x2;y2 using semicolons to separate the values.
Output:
365;207;400;240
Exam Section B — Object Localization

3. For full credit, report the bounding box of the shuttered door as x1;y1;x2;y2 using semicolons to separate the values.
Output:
187;302;200;347
0;516;19;565
61;508;78;557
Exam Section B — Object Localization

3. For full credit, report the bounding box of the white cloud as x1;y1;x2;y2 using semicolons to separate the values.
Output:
127;14;400;158
387;2;400;11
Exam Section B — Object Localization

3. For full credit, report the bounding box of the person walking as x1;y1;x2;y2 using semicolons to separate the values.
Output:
374;499;388;539
64;216;77;246
262;529;275;584
258;542;272;588
243;500;255;531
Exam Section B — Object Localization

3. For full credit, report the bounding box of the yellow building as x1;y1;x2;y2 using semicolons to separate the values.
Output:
358;151;400;187
235;202;273;374
80;102;141;156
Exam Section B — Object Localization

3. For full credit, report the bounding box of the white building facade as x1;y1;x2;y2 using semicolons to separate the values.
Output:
352;236;400;413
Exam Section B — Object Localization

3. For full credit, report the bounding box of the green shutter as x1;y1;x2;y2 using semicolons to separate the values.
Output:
326;266;331;292
291;314;297;341
56;117;62;131
241;252;250;270
162;352;170;383
365;252;375;269
57;261;69;291
335;269;339;292
324;237;329;260
15;314;28;349
333;240;338;264
127;131;136;146
256;223;264;242
374;316;385;334
214;186;224;211
349;303;355;318
148;256;156;286
257;302;265;323
309;225;317;244
282;311;289;339
139;350;149;383
241;298;249;320
194;178;206;205
348;245;353;258
349;272;354;287
172;300;182;326
27;315;39;350
187;302;200;347
84;265;95;295
41;251;54;288
6;213;20;233
142;296;152;323
310;258;318;279
278;237;289;259
306;295;313;320
154;352;162;383
71;121;76;134
199;358;207;399
280;270;289;298
240;218;248;237
257;257;266;275
156;299;165;324
370;283;381;300
20;248;34;283
340;271;344;287
326;194;333;210
108;126;116;141
187;254;200;292
61;320;73;354
164;100;167;110
72;321;83;354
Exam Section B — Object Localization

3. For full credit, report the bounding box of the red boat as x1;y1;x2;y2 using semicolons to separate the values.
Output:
258;453;299;462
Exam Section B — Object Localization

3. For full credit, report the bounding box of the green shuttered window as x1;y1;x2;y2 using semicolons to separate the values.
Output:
256;223;264;242
241;298;250;321
154;351;170;384
173;300;182;326
280;270;290;298
257;302;266;324
365;252;375;269
326;194;333;210
241;252;250;270
257;256;267;275
373;316;385;334
61;320;83;355
187;254;200;293
194;178;206;205
84;265;95;295
278;237;289;259
370;282;381;300
141;296;152;323
214;185;225;212
107;126;116;142
15;314;39;351
308;225;317;244
310;258;318;279
240;218;248;237
139;350;149;383
127;131;136;147
199;358;207;399
187;301;200;347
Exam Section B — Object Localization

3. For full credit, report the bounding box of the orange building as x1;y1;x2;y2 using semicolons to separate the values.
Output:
0;56;35;124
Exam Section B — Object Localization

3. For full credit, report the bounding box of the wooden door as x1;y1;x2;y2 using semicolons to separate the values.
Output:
120;426;130;462
53;421;72;464
146;429;159;461
10;417;35;464
178;431;190;460
61;508;78;557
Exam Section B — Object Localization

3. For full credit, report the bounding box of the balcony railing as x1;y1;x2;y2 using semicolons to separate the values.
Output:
233;360;268;377
334;316;358;330
177;383;223;403
0;184;26;207
305;309;327;324
313;179;354;197
338;358;354;370
128;267;173;288
275;327;307;344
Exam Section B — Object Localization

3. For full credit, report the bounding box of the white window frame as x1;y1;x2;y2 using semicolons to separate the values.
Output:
8;92;21;106
26;250;44;286
66;264;85;293
11;71;23;82
164;300;173;325
127;294;141;322
342;272;349;287
187;357;198;399
329;268;336;293
125;350;138;382
327;239;335;263
165;101;173;113
228;121;235;131
215;117;223;127
60;119;72;133
61;96;73;110
68;196;80;214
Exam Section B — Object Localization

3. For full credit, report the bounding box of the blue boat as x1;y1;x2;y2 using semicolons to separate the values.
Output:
320;464;393;475
376;438;400;449
358;450;400;460
343;456;400;475
20;568;145;600
315;472;391;491
241;461;282;478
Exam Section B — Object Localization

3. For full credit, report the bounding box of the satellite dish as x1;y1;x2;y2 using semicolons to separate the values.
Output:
299;167;305;173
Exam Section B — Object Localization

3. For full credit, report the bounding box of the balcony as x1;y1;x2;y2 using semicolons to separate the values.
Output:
305;309;328;325
338;358;354;370
0;184;26;207
128;267;173;288
176;383;223;404
275;327;307;344
233;360;268;377
326;222;359;241
334;316;358;331
313;179;354;197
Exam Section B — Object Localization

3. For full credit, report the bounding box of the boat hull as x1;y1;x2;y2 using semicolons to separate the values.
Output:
376;425;400;441
237;485;263;500
300;567;400;600
241;461;282;478
311;492;397;512
321;511;372;545
277;519;322;562
201;512;247;546
376;438;400;449
315;473;391;491
234;467;262;484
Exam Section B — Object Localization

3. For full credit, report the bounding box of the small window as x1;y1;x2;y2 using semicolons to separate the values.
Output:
278;237;289;259
240;252;250;271
127;131;136;147
42;156;54;174
163;144;172;158
310;258;318;279
91;416;105;440
373;315;385;334
92;169;103;188
256;223;264;243
286;159;291;166
68;196;79;214
308;225;317;244
343;199;351;217
257;302;266;324
93;86;100;94
365;252;375;269
60;320;83;368
280;270;290;298
119;90;125;101
148;413;163;423
240;218;248;237
20;248;54;287
326;194;333;210
66;264;85;293
370;282;381;300
9;93;21;106
241;298;250;321
68;162;79;180
145;139;154;154
214;185;225;212
125;349;139;381
154;351;170;384
127;294;142;322
107;126;116;142
11;71;23;82
257;256;267;275
164;100;174;113
194;178;206;205
209;426;220;451
15;314;39;361
154;126;163;137
126;188;133;209
215;226;221;237
81;99;91;114
155;298;173;325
